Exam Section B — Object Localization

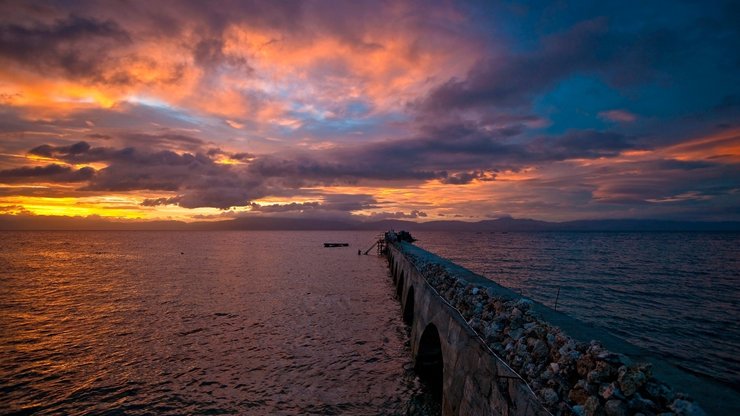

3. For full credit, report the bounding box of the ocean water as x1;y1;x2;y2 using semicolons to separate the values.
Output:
0;231;425;415
3;230;738;414
414;231;740;389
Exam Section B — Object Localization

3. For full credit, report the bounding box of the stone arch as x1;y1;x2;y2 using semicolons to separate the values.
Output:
403;286;415;325
416;323;444;401
397;271;405;299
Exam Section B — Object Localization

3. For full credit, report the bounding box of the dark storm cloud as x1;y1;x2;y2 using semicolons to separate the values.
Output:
192;37;251;71
321;194;378;211
138;187;263;210
440;170;495;185
0;0;299;83
6;119;642;210
0;14;131;82
29;141;91;158
82;150;269;209
139;197;175;207
14;139;278;209
248;201;320;213
173;187;263;210
21;140;266;209
121;133;206;153
318;121;525;177
30;143;131;164
0;164;94;183
239;123;637;188
86;162;195;192
248;194;378;213
362;210;428;221
326;123;636;178
419;18;676;113
530;130;634;159
246;155;440;183
29;140;211;165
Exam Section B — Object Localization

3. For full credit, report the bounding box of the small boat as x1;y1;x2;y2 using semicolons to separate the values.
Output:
324;243;349;247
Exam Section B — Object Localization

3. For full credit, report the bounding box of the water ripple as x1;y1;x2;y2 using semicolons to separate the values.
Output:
417;231;740;388
0;231;426;415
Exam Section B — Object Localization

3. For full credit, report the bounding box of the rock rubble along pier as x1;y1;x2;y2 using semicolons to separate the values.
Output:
384;231;737;416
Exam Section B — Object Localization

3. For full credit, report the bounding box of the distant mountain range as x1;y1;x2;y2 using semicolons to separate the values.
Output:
1;214;739;232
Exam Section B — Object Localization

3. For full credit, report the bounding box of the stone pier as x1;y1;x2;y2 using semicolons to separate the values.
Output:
385;234;737;416
388;241;548;415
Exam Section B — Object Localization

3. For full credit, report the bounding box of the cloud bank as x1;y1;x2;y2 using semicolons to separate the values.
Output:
0;0;738;222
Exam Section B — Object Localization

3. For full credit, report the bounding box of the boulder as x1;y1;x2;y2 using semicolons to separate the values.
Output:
531;339;549;360
539;387;560;406
568;381;591;405
584;396;604;416
628;393;657;414
599;382;625;401
604;399;628;416
618;365;647;396
644;380;675;406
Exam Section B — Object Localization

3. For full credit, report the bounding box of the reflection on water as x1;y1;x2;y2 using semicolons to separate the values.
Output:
415;231;740;389
0;231;430;415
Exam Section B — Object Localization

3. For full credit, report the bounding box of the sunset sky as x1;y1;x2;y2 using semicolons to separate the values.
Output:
1;0;738;224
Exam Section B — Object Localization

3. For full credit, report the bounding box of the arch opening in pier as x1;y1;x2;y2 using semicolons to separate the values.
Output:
403;286;414;325
416;323;444;402
397;272;404;299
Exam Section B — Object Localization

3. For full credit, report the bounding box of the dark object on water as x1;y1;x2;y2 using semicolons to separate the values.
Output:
358;250;362;255
324;243;349;247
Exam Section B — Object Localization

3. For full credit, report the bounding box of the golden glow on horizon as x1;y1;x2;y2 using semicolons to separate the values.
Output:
0;194;252;221
2;196;143;218
2;167;539;223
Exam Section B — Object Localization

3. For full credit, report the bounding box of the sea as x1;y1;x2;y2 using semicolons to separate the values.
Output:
414;231;740;389
0;231;423;415
1;230;738;414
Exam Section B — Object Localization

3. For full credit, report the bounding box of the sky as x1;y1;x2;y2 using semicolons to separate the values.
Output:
0;0;738;224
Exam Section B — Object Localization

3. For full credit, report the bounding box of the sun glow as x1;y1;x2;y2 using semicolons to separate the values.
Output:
2;197;144;218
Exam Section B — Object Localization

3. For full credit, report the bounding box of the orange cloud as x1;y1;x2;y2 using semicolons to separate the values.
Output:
662;128;740;163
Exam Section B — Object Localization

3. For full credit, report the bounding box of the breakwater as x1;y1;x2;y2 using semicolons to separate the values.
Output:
386;233;736;416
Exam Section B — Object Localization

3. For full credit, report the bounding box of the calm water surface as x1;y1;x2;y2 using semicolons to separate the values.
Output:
0;231;423;415
415;231;740;389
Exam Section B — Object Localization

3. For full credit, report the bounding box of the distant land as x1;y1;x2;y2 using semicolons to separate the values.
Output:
1;214;739;232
